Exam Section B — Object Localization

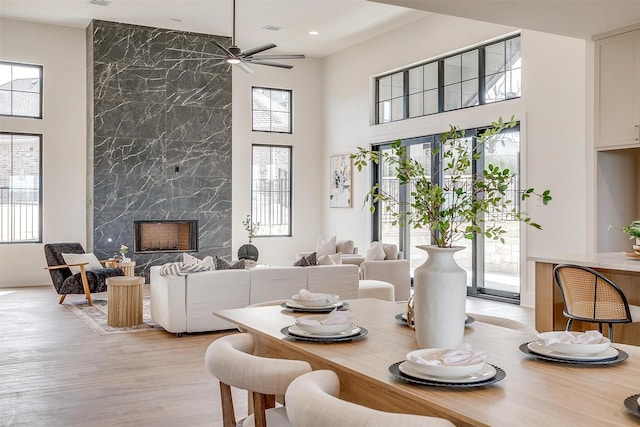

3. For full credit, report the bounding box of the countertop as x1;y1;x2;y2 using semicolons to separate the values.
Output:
529;251;640;272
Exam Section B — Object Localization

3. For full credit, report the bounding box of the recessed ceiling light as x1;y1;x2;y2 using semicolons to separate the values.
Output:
88;0;111;6
309;31;319;36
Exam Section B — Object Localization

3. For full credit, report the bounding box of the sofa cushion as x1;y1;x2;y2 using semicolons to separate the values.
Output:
61;252;104;274
382;243;399;260
365;242;386;261
317;253;342;265
336;240;355;255
316;235;337;258
215;257;248;270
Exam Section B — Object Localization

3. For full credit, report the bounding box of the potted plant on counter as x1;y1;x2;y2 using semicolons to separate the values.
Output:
352;116;552;348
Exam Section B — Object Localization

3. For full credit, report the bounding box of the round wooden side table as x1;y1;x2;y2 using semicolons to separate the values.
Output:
115;261;135;277
106;276;144;327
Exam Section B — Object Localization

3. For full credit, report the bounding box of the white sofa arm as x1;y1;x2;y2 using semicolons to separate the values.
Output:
306;264;360;299
150;266;188;334
360;259;411;301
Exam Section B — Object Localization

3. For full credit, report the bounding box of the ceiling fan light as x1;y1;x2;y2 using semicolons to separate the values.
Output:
226;58;241;64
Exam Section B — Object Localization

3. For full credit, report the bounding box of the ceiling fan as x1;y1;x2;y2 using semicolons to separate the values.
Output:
171;0;305;73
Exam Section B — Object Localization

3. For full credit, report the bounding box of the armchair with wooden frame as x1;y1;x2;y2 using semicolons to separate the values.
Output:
44;242;124;306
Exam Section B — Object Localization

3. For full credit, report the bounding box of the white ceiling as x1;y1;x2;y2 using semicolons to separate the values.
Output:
372;0;640;40
0;0;429;58
2;0;640;61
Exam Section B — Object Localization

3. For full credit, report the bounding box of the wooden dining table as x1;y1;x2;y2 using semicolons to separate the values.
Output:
213;298;640;427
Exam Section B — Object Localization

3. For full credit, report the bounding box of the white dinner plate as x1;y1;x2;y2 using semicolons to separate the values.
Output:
527;341;618;361
398;361;496;384
287;324;361;339
285;300;343;310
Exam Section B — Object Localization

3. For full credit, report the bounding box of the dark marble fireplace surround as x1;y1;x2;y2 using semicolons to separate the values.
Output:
88;20;232;280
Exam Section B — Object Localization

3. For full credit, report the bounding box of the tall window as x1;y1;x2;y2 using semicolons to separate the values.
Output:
251;145;292;236
375;35;521;123
0;133;42;243
372;124;523;302
0;62;43;118
252;87;292;133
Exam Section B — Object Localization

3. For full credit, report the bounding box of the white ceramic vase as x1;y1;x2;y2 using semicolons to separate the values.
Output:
413;245;467;349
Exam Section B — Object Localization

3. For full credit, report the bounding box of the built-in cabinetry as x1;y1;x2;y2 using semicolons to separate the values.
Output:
595;27;640;252
596;30;640;149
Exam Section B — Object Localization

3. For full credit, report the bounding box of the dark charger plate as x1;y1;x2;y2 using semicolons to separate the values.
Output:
280;301;350;313
519;342;628;365
280;325;368;343
388;361;505;388
394;313;475;327
624;394;640;418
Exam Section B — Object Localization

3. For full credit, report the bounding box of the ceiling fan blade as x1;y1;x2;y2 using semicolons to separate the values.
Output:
215;41;236;58
248;54;305;60
240;43;277;57
166;47;226;58
237;61;254;74
243;59;294;69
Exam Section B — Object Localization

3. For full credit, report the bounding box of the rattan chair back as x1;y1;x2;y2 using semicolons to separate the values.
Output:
554;264;632;340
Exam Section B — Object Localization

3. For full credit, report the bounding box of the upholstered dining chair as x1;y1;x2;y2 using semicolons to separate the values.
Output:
466;313;538;335
205;333;311;427
285;370;455;427
554;264;640;341
44;242;123;306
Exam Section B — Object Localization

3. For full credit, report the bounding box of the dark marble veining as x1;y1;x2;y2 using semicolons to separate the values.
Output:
88;20;232;280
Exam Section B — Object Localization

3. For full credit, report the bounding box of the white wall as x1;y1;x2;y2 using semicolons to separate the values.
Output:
232;58;325;266
321;14;588;306
0;19;87;287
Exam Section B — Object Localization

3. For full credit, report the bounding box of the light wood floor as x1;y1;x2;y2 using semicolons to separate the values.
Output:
0;286;534;426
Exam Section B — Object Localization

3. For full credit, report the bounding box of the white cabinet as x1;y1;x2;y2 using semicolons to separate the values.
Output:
595;30;640;149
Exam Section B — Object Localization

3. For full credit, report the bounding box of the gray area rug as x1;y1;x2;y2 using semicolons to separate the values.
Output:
65;297;163;335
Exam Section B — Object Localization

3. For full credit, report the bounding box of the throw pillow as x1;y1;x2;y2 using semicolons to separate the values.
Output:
293;252;317;267
316;235;337;258
382;243;399;260
62;252;104;275
317;253;342;265
215;256;247;270
294;256;309;267
336;239;355;255
183;252;215;269
160;262;214;276
365;241;386;261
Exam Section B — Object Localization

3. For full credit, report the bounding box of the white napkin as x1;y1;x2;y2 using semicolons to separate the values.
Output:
295;289;315;300
543;330;603;346
408;346;487;366
296;309;354;326
294;289;338;303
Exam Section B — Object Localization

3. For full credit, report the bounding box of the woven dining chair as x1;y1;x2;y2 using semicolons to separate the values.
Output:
285;370;455;427
205;333;311;427
553;264;640;341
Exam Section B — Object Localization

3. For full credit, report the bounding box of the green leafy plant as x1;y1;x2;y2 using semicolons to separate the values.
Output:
119;245;128;256
622;220;640;240
242;214;260;244
351;116;552;248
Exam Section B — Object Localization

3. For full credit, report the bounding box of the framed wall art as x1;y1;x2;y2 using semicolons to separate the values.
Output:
329;154;352;208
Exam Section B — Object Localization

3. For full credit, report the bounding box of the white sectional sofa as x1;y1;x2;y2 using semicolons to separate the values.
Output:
149;264;360;335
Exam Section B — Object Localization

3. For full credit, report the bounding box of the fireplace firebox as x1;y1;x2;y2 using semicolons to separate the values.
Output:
134;220;198;253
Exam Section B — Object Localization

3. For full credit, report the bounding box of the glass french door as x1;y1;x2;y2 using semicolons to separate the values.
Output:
374;125;522;302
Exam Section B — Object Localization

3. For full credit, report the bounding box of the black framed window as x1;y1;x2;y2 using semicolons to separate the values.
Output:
252;87;292;133
251;145;292;236
375;35;520;124
371;124;523;303
0;132;43;243
0;62;43;118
